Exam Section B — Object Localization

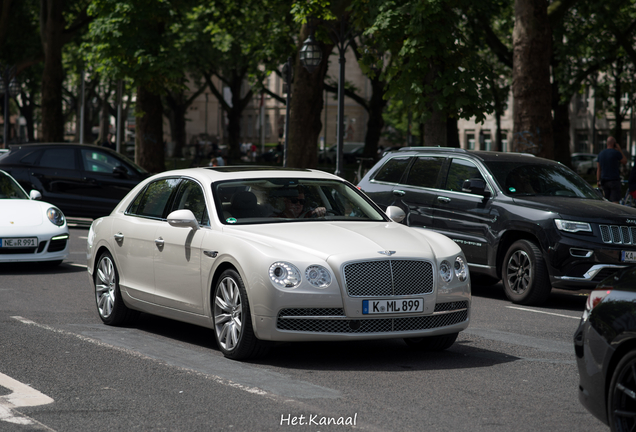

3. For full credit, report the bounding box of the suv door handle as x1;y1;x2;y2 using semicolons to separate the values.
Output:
393;190;406;197
437;196;451;203
155;237;164;251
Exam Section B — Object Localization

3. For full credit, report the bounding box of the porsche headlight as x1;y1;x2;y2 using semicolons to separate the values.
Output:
269;262;301;288
305;265;331;288
47;207;65;226
454;256;467;282
439;260;453;283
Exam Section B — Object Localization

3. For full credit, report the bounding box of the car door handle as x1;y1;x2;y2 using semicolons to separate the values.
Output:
113;232;124;242
155;237;164;250
393;190;406;197
83;177;98;184
437;196;451;203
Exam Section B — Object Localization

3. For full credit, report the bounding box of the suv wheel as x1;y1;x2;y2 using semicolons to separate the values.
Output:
502;239;551;305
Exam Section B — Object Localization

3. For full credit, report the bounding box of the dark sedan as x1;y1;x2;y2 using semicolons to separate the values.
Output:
574;266;636;430
0;143;148;219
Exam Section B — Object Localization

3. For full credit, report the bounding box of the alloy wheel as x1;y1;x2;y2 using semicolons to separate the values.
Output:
95;255;116;318
214;276;243;352
505;250;532;295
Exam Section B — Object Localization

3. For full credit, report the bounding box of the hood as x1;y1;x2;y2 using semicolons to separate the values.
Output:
0;200;44;227
511;196;636;222
224;221;436;261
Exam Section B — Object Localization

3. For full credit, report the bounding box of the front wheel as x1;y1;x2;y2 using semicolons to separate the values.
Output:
403;333;458;351
502;239;551;305
213;269;268;360
608;350;636;431
94;251;138;326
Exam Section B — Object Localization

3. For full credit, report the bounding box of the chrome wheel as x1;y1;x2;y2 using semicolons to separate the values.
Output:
505;249;532;295
214;276;243;352
96;254;117;319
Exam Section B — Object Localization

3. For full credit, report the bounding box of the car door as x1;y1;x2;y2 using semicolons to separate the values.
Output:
360;156;412;209
110;177;182;303
28;147;85;215
79;148;145;217
432;157;496;266
395;156;447;229
153;179;209;314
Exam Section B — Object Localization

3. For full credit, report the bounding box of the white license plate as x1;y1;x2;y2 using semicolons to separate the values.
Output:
622;251;636;263
362;298;424;315
0;237;37;248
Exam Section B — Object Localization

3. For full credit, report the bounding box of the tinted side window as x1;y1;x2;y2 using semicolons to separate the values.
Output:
444;159;484;192
372;157;411;183
131;178;181;219
38;149;76;170
404;156;444;188
172;179;209;225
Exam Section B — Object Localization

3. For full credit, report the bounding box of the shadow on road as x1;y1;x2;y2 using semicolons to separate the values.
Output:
0;261;86;275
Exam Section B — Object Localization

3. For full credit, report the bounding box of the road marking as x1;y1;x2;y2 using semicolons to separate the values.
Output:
506;306;580;319
0;372;54;430
11;317;341;401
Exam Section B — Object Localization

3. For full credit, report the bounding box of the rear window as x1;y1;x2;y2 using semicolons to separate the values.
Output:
372;157;410;184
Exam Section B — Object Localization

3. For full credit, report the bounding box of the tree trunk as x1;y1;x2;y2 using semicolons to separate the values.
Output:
165;93;187;158
447;117;460;148
362;77;387;161
423;61;447;147
135;85;165;173
40;0;65;142
288;24;334;168
552;95;571;167
512;0;554;158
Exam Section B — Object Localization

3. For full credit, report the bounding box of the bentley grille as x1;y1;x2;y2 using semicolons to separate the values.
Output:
343;259;434;297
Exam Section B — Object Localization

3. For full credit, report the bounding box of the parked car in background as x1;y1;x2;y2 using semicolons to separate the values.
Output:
571;153;597;175
0;143;149;219
358;147;636;305
574;266;636;430
319;142;365;164
0;169;69;266
87;166;471;360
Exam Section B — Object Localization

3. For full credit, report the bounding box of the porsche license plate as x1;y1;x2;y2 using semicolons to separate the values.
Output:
0;237;37;248
622;250;636;263
362;298;424;315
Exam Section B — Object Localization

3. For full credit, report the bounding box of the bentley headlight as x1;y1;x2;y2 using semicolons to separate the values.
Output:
47;207;65;226
305;265;331;288
269;262;301;288
454;256;467;282
439;260;453;283
555;219;591;233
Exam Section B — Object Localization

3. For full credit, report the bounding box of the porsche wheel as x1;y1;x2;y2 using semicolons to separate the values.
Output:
94;251;138;325
609;350;636;431
213;269;268;360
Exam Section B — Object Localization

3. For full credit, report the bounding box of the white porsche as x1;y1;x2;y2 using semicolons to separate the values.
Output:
0;169;69;265
87;167;471;360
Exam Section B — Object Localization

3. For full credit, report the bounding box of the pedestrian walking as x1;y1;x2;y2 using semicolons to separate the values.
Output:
597;136;627;203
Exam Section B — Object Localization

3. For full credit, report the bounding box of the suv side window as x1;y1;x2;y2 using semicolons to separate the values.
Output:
81;148;131;175
128;178;181;219
444;158;485;192
372;157;411;184
38;149;76;170
404;156;444;188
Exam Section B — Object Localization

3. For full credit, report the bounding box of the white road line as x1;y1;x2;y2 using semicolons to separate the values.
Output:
0;372;54;429
506;306;581;319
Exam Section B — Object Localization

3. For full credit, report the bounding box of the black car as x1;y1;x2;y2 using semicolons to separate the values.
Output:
574;266;636;430
358;147;636;305
0;143;148;219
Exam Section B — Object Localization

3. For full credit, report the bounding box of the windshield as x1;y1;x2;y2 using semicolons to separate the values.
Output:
213;178;387;224
484;160;602;199
0;172;29;199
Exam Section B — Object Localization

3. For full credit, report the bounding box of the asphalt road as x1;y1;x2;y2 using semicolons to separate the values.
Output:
0;226;607;431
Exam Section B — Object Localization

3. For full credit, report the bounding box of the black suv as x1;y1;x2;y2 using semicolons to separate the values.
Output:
0;143;148;219
358;147;636;305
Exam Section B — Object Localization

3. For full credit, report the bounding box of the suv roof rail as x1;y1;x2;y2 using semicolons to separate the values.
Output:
398;146;468;153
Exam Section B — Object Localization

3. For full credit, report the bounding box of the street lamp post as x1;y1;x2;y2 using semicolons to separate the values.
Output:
0;64;19;148
300;19;352;178
282;57;292;167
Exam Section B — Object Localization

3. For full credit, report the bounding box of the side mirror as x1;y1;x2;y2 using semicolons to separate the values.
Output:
29;190;42;200
385;205;405;223
167;209;199;230
594;187;604;199
112;165;128;178
462;178;491;197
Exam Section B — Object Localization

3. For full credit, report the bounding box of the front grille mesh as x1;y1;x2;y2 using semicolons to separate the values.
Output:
276;301;468;333
599;225;636;244
344;259;434;297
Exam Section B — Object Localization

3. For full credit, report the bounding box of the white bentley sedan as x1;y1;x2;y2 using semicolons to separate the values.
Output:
0;169;69;265
87;167;470;360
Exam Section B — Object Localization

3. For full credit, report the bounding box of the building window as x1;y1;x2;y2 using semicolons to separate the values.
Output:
500;130;508;152
466;132;475;150
576;133;589;153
